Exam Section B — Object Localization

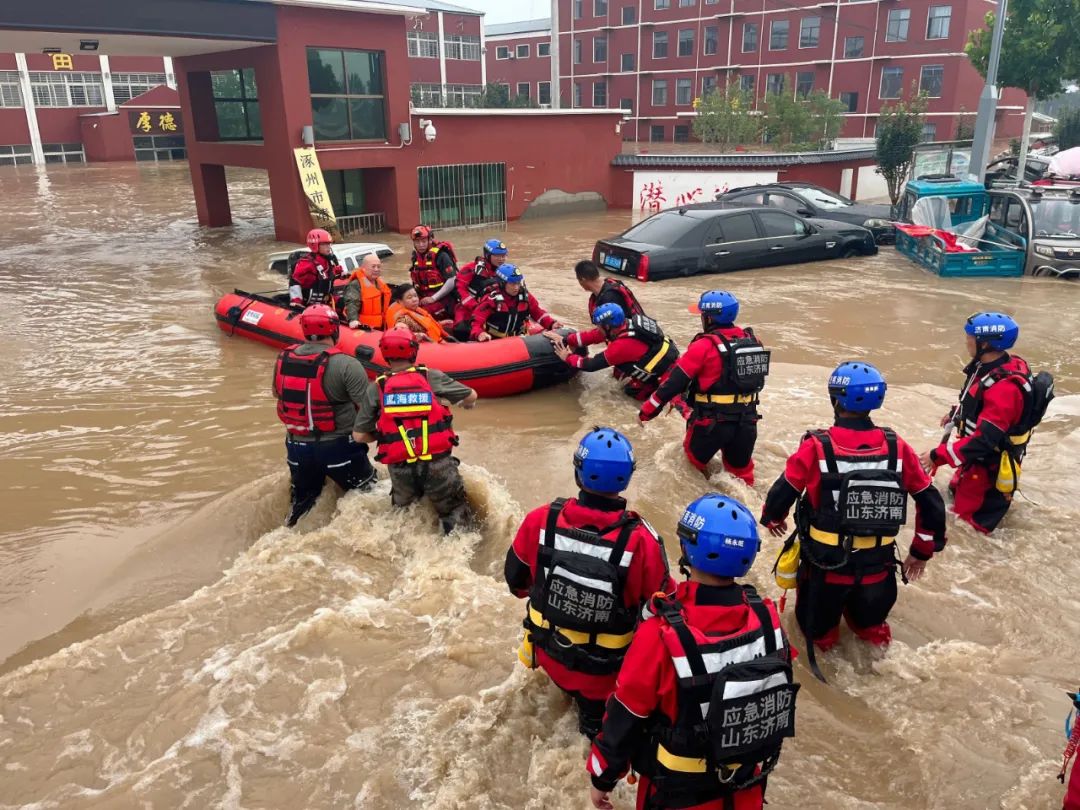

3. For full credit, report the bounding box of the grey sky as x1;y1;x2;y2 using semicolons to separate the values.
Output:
466;0;550;25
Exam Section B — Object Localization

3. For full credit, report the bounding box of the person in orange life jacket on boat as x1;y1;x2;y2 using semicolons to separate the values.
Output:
505;427;673;739
640;291;767;485
353;331;477;535
453;238;508;340
575;260;647;320
760;362;946;665
341;253;391;331
386;284;453;343
920;312;1052;535
289;228;343;307
408;224;458;321
471;264;562;342
272;304;376;527
549;304;688;413
587;494;797;810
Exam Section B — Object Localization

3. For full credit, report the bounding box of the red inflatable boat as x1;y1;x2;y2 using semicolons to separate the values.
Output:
214;290;577;398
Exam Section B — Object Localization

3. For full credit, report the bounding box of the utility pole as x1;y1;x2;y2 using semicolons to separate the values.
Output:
968;0;1009;184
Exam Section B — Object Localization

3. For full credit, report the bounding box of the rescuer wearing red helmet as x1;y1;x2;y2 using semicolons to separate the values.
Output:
272;304;376;526
353;330;478;534
408;224;459;321
289;228;343;308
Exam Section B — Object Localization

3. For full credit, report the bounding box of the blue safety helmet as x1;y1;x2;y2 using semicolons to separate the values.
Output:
694;290;740;324
828;361;887;412
592;302;627;330
484;238;508;257
677;494;760;577
964;311;1019;350
496;264;524;284
573;427;636;494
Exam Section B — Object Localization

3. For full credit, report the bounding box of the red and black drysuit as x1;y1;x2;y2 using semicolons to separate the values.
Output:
588;277;647;320
641;325;767;484
409;243;458;320
929;353;1032;534
563;318;682;403
289;252;342;307
470;285;558;340
504;491;673;737
588;581;796;810
760;417;946;651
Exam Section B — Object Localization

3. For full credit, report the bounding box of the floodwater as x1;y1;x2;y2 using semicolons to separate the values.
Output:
1;162;1078;809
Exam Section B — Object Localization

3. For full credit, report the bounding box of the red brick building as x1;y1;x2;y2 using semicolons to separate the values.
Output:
484;18;554;106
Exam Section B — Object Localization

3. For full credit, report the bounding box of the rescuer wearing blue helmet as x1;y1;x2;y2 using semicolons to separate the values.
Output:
921;312;1051;534
587;493;796;810
453;238;510;340
759;362;946;676
471;263;562;341
505;427;673;740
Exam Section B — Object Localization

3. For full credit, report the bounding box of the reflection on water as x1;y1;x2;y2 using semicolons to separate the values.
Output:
1;162;1078;809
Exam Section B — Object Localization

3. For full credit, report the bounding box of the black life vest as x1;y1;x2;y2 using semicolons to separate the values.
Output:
591;277;646;319
640;588;797;808
955;355;1053;455
688;328;768;418
273;346;343;436
482;288;532;338
467;259;500;299
615;315;679;385
524;499;641;675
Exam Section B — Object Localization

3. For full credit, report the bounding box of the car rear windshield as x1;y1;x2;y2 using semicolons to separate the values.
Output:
621;212;701;246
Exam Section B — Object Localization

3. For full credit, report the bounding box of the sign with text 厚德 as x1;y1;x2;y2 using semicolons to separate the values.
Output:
128;110;183;136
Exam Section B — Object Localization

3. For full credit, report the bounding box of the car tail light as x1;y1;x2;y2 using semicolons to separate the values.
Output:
636;254;650;281
592;244;599;263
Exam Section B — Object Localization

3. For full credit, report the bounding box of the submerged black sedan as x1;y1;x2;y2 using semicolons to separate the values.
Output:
594;205;877;281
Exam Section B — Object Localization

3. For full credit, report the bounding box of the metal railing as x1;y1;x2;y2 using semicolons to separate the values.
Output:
418;162;507;230
337;212;386;237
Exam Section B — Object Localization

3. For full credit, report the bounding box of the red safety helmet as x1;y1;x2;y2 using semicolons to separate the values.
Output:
380;330;420;362
299;304;340;339
410;225;433;241
307;228;333;252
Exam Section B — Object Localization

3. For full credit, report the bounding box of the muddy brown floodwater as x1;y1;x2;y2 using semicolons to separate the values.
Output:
1;162;1078;809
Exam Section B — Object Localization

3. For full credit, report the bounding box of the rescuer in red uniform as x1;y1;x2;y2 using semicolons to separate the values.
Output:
504;427;673;739
921;312;1048;534
760;362;947;673
272;304;376;526
353;331;477;534
471;265;562;341
408;224;458;321
289;228;343;307
575;260;647;320
454;238;508;340
587;494;797;810
640;290;767;484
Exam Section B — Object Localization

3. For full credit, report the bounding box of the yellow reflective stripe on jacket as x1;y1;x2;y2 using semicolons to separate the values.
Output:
808;525;895;548
693;392;756;404
396;421;433;464
656;744;708;773
1009;430;1031;445
642;338;672;373
526;604;634;650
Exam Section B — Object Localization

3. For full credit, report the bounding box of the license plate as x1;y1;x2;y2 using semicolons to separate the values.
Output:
603;253;624;270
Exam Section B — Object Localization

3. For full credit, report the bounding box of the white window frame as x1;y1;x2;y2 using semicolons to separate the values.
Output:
651;78;668;106
538;81;552;105
538;42;551;57
407;31;439;59
653;31;668;59
742;23;759;53
110;72;167;104
29;71;105;107
675;77;693;105
516;44;530;59
677;28;694;57
0;70;23;107
919;64;944;98
927;5;951;40
879;66;904;99
770;20;790;51
445;34;481;61
885;9;910;43
704;26;719;56
517;82;531;101
844;36;864;58
799;16;820;49
495;45;510;60
446;83;483;106
593;80;607;107
594;0;608;14
593;36;607;63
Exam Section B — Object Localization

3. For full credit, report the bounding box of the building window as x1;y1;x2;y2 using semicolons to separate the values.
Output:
655;0;670;8
445;34;481;60
445;84;483;107
770;20;790;50
742;23;759;52
418;162;506;229
927;5;951;39
621;53;636;71
704;26;719;55
652;79;668;105
740;74;755;93
133;134;186;162
307;49;384;141
766;73;785;95
496;45;510;60
653;31;668;58
622;6;636;24
574;0;583;18
594;36;607;62
0;71;23;107
676;77;693;105
594;80;607;106
650;124;665;142
517;82;531;100
324;169;366;217
674;124;690;142
0;144;33;165
212;68;261;140
678;29;694;57
41;142;85;164
574;39;583;64
111;72;167;104
407;31;439;59
844;36;864;58
595;0;608;14
517;44;530;59
574;82;582;107
799;16;820;48
539;81;552;105
796;71;814;97
921;122;937;141
538;42;551;57
411;82;443;106
885;9;910;42
620;97;633;112
679;0;694;6
29;72;105;107
919;64;944;97
702;75;717;96
879;66;904;99
839;91;858;112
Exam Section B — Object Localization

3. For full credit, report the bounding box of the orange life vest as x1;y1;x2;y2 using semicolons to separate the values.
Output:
345;271;392;328
386;302;448;343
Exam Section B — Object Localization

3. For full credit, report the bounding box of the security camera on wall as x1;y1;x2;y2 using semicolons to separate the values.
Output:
419;119;437;143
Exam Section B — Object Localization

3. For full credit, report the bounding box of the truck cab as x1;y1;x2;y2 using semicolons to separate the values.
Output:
987;185;1080;278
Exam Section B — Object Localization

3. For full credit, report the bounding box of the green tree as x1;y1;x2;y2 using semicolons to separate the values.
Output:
875;94;929;210
806;90;848;149
1054;107;1080;149
691;80;760;146
761;78;848;150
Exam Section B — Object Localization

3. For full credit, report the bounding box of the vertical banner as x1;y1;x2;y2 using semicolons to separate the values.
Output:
293;147;338;234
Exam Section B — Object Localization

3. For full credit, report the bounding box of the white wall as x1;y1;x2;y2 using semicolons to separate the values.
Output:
855;165;889;201
632;170;779;216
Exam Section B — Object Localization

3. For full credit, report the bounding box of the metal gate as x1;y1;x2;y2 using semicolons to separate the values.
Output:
418;162;506;229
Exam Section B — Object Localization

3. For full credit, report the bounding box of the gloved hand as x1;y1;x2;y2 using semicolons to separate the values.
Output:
639;394;663;422
763;518;789;538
